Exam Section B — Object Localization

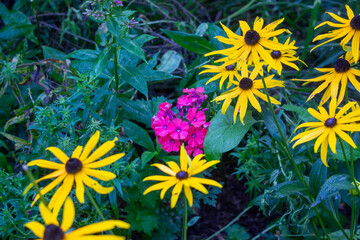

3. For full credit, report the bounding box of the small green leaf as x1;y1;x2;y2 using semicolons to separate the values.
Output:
204;106;256;153
123;120;155;151
161;29;214;54
156;50;182;73
117;37;146;62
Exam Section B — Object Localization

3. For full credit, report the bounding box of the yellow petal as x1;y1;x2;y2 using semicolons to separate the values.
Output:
85;153;125;169
170;182;183;208
189;180;208;194
191;160;220;176
190;177;223;188
184;185;193;207
39;202;59;225
82;172;114;194
24;169;65;195
314;128;331;153
60;198;75;232
50;174;75;217
71;146;83;159
160;179;178;199
72;236;125;240
143;180;177;195
83;168;116;181
166;161;181;173
143;175;174;181
67;220;130;237
82;137;118;164
24;221;44;238
80;131;100;161
320;138;329;167
27;160;64;170
75;172;85;203
151;163;176;176
328;129;337;153
180;145;188;171
334;127;357;148
46;147;69;164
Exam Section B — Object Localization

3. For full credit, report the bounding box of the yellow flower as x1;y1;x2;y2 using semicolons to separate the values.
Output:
293;51;360;106
24;198;130;240
204;18;295;71
267;37;305;75
24;131;125;216
199;63;241;90
350;179;360;195
311;5;360;62
143;145;222;208
213;65;284;124
291;98;360;167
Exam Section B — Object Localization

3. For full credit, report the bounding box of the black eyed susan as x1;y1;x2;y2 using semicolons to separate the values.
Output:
312;5;360;62
24;131;124;216
205;17;295;71
267;37;305;75
24;197;130;240
293;51;360;106
199;63;241;90
143;145;222;208
291;98;360;167
213;65;284;124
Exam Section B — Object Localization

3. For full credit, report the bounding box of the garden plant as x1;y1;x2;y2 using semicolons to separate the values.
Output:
2;0;360;239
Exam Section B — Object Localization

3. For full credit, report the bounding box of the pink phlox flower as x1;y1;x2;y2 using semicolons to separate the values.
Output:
183;88;195;94
203;122;210;128
187;108;206;127
185;144;203;157
186;126;206;147
157;102;176;120
159;102;172;112
153;116;173;137
159;135;180;152
168;118;189;140
177;95;193;108
195;87;205;93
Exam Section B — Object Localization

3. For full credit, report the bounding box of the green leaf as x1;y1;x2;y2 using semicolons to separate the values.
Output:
0;24;35;40
208;23;226;50
226;224;250;240
312;174;354;208
118;64;148;98
91;47;112;78
42;46;66;60
141;151;155;168
106;17;120;36
262;106;286;142
156;50;182;73
0;132;30;150
109;190;120;218
309;159;328;196
161;29;214;54
267;181;306;198
67;49;99;61
123;120;155;151
143;70;178;82
118;37;146;62
203;106;256;153
282;104;314;122
187;216;201;227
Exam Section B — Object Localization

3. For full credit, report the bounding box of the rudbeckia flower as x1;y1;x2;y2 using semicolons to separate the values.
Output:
143;145;222;208
204;18;295;71
199;63;241;89
24;131;124;215
311;5;360;62
291;98;360;167
267;37;305;75
24;198;130;240
213;65;284;124
293;51;360;106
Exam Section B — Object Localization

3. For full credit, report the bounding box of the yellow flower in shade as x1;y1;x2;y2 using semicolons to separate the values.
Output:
24;131;125;216
350;179;360;195
204;18;295;71
199;63;241;90
143;145;222;208
293;51;360;106
24;198;130;240
213;65;284;124
311;5;360;62
267;37;306;75
291;98;360;167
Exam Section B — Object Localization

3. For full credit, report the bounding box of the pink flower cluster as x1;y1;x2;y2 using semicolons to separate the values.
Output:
152;87;210;157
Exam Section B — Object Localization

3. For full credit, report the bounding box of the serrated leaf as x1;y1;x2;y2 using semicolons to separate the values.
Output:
123;120;155;151
118;37;146;62
203;106;256;153
162;29;214;54
156;50;182;73
312;174;354;208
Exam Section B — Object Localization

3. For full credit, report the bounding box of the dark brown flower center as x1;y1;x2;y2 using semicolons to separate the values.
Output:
244;30;260;45
225;65;235;71
176;171;188;180
239;77;253;90
65;158;83;174
334;58;350;73
350;15;360;30
271;50;282;59
324;118;337;127
44;224;64;240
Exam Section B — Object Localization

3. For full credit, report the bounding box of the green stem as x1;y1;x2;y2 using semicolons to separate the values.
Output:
85;188;114;235
30;1;44;58
250;127;272;169
205;206;252;240
182;196;188;240
22;164;47;206
260;75;331;239
113;41;119;90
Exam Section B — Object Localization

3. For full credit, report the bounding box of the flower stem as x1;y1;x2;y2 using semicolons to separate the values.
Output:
260;75;331;239
22;164;47;206
113;37;119;90
30;1;44;58
182;196;188;240
85;187;114;234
